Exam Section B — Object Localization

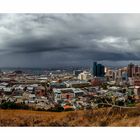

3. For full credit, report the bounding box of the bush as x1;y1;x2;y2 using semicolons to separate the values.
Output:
101;84;108;90
0;102;29;110
127;103;135;107
64;108;74;111
36;108;46;111
47;105;64;112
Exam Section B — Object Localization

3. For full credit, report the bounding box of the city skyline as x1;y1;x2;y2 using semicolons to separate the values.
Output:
0;14;140;68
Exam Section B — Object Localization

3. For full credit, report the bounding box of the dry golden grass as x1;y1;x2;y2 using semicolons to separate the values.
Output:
0;105;140;126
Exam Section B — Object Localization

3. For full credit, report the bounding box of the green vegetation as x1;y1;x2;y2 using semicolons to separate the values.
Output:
0;102;29;110
101;83;108;90
47;105;64;112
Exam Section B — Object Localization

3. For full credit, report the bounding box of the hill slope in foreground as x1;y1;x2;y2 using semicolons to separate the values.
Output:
0;105;140;126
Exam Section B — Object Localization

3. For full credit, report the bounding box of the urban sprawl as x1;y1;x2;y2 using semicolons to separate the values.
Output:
0;62;140;111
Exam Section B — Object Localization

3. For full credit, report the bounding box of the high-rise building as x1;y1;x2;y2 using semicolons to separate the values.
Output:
92;62;97;76
101;65;105;77
127;63;140;78
92;62;105;77
128;63;134;77
97;64;101;76
105;68;115;81
132;65;140;78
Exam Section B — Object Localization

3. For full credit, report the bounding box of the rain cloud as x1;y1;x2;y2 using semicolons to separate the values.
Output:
0;14;140;68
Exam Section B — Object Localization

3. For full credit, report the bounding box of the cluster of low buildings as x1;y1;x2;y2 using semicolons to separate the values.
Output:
0;62;140;111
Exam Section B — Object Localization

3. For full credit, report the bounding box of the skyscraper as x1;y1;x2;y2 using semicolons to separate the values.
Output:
92;62;105;77
92;62;97;76
128;63;134;77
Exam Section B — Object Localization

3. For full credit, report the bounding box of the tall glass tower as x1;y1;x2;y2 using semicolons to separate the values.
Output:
92;62;105;77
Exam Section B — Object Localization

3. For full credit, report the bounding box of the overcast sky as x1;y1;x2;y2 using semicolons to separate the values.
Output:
0;14;140;68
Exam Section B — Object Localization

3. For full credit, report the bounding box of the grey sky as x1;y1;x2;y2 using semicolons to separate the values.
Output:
0;14;140;68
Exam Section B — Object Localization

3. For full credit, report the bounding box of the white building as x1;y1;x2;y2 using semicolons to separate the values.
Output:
78;71;92;80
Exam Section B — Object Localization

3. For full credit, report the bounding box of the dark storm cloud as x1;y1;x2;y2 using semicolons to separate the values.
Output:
0;14;140;67
6;37;80;54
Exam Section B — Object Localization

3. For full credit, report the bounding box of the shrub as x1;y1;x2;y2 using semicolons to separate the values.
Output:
64;108;74;111
47;105;64;112
0;102;29;110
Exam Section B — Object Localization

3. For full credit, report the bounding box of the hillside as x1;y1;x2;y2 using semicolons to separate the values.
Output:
0;105;140;126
